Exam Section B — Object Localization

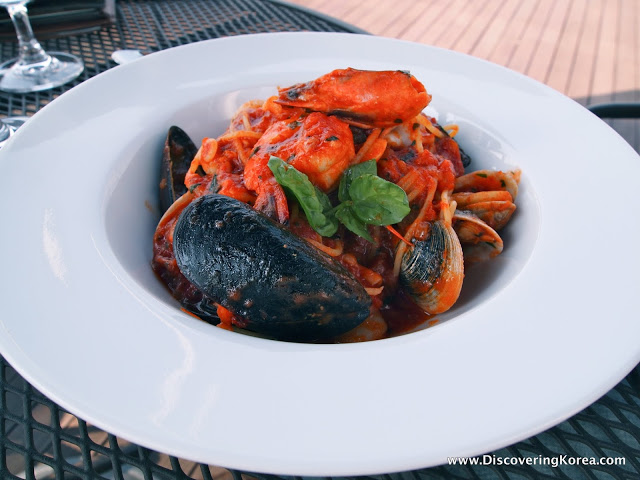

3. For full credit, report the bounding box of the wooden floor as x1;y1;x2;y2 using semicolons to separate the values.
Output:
287;0;640;152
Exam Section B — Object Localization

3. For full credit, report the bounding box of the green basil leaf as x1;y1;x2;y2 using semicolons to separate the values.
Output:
267;157;338;237
349;174;411;226
338;160;378;203
334;203;373;242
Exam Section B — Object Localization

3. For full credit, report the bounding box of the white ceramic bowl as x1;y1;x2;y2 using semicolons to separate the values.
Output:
0;32;639;476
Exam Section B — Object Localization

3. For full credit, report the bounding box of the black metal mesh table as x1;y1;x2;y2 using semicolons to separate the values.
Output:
1;1;639;479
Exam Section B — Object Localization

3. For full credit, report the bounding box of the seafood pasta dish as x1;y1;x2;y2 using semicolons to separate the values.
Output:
152;68;520;343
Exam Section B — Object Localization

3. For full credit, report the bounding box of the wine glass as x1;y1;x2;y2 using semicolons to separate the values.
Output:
0;0;84;93
0;115;26;148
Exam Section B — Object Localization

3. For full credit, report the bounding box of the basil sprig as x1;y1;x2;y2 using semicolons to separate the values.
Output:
268;157;410;242
335;160;410;241
267;157;338;236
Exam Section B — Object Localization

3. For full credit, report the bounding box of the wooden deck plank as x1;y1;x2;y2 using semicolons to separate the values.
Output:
341;0;386;32
565;0;605;103
636;0;640;153
468;0;522;59
405;0;469;46
286;0;640;149
485;1;537;67
525;0;573;85
613;0;637;97
545;0;587;94
507;0;556;75
590;0;619;102
289;0;638;94
432;0;491;51
396;0;450;43
307;0;359;24
637;0;640;101
380;1;432;40
357;0;414;36
636;0;640;152
611;0;638;150
451;0;504;54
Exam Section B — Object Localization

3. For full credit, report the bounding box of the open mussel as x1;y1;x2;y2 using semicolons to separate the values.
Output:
436;123;471;170
159;126;198;213
173;194;372;342
152;192;220;324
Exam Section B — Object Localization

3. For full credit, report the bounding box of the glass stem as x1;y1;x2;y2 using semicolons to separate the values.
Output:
0;120;10;142
7;3;50;66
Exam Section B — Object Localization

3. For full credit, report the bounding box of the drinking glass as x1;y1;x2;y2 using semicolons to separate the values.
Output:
0;115;26;147
0;0;84;93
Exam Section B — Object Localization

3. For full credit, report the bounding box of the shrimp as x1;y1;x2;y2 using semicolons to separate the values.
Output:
243;111;356;222
276;68;431;128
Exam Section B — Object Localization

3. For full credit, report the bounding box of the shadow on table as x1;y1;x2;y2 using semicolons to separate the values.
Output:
574;90;640;153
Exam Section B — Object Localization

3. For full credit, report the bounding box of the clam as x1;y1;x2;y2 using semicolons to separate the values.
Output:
454;169;519;201
399;220;464;315
172;194;372;341
452;170;519;231
451;190;512;207
458;200;516;231
453;210;504;263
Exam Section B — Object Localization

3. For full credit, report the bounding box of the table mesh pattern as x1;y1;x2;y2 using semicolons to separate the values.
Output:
1;1;640;479
1;354;639;480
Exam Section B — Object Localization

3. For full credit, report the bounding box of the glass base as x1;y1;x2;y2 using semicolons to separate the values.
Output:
0;116;28;148
0;52;83;93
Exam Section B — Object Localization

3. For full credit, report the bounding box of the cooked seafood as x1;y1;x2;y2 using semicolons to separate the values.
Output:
276;68;430;127
152;191;219;322
173;194;371;341
453;210;504;262
159;126;198;213
244;111;356;223
151;68;522;342
399;192;464;315
451;169;520;262
454;169;519;203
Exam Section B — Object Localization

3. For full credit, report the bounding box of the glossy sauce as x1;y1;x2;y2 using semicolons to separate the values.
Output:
380;290;439;336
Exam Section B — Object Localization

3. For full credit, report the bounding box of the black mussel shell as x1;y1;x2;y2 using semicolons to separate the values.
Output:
459;146;472;168
159;126;198;213
436;124;471;168
173;194;372;341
